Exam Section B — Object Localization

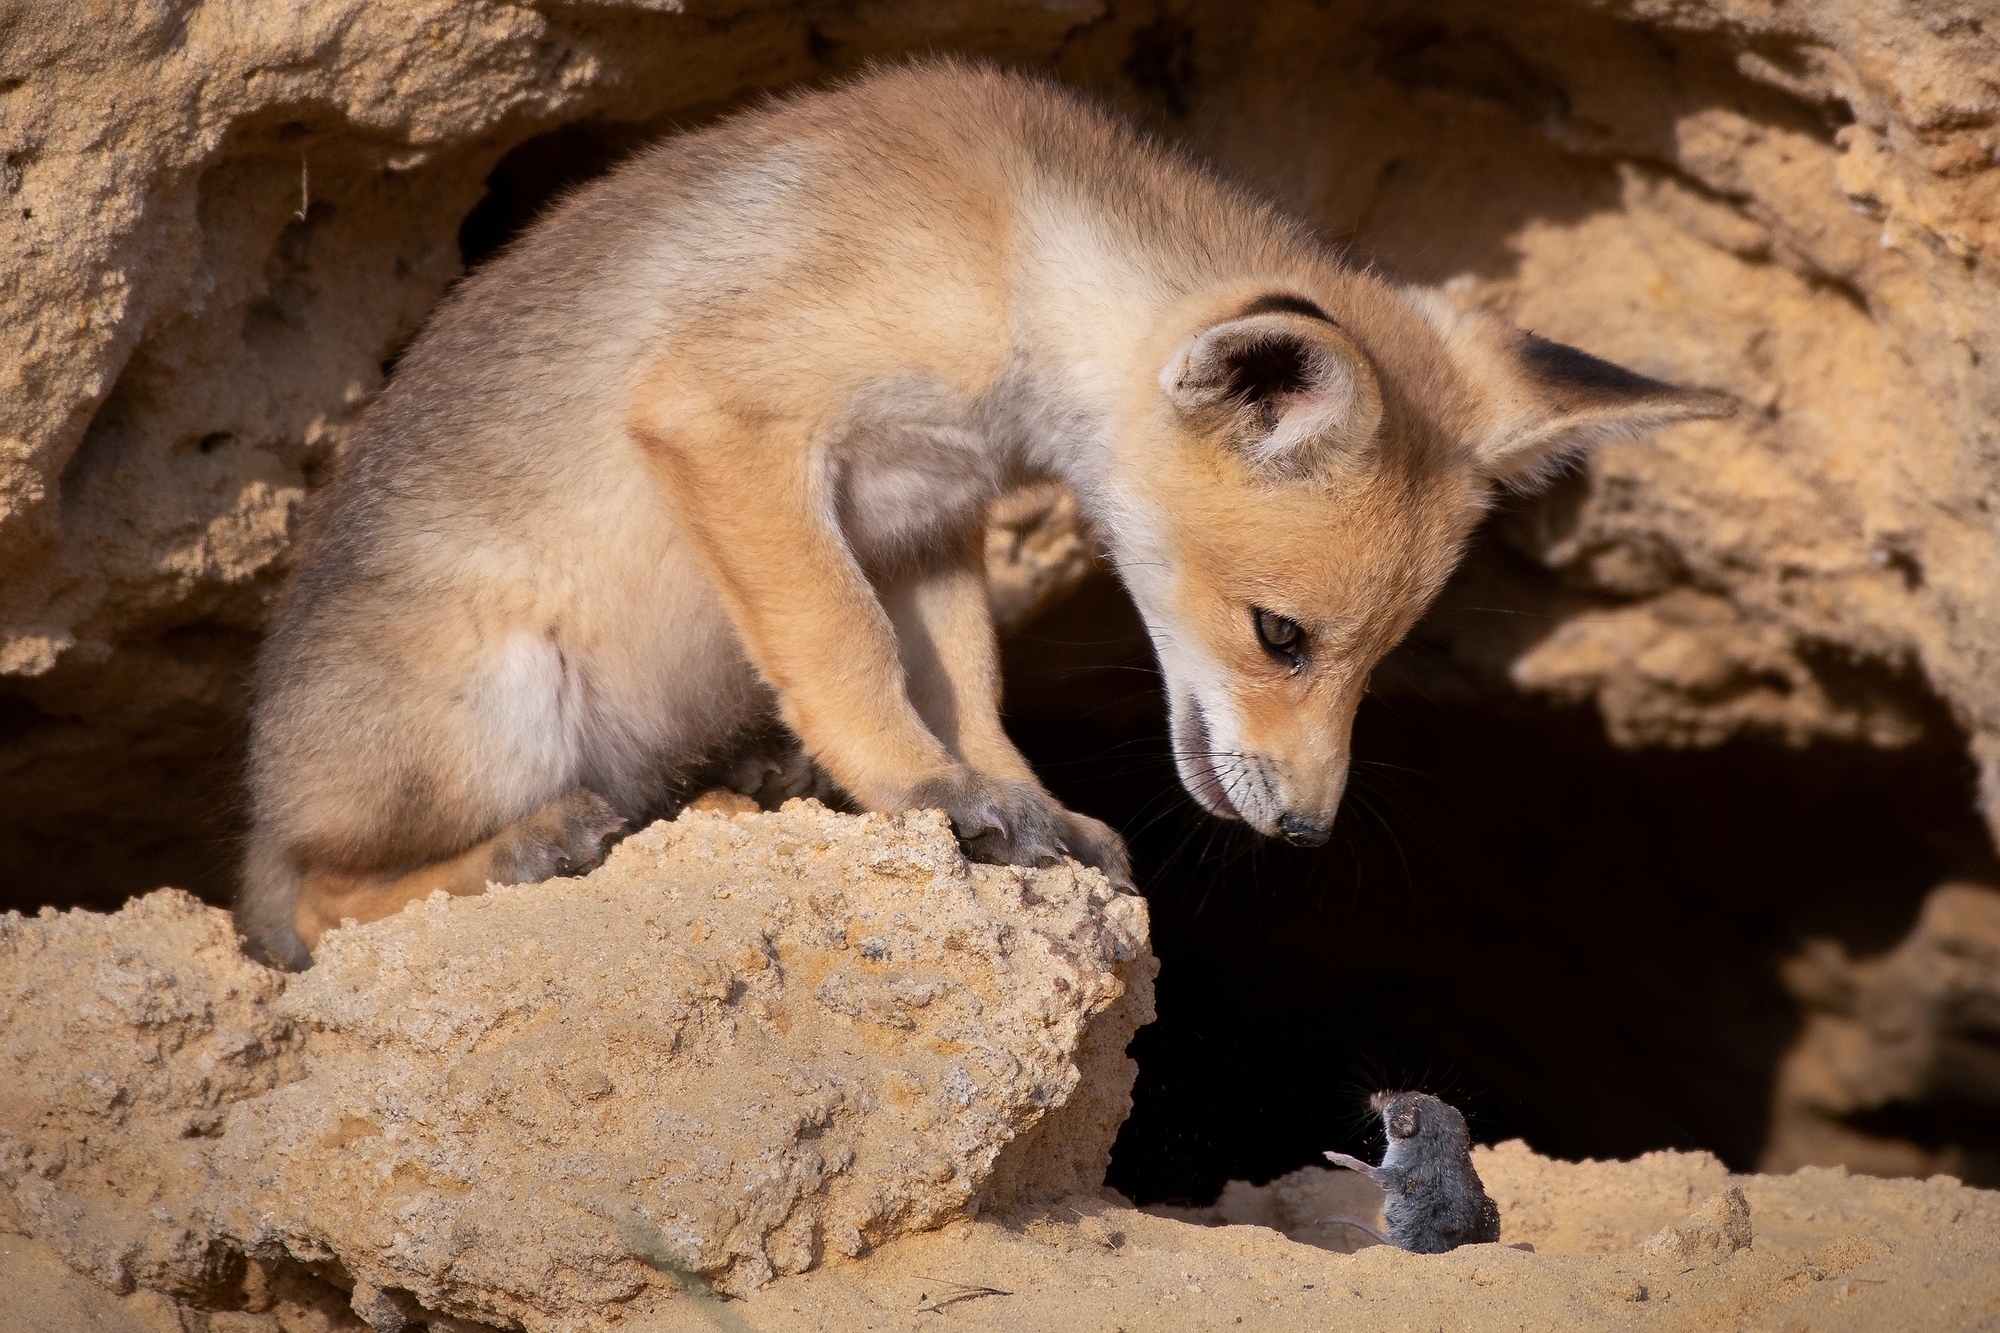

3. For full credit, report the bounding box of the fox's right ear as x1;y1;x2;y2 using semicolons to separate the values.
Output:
1161;310;1384;481
1408;290;1735;490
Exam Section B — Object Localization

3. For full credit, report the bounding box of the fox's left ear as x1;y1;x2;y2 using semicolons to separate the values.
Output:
1160;309;1384;481
1410;291;1736;489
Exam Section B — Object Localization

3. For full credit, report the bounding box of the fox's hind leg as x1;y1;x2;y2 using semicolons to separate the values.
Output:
285;789;625;956
240;608;649;968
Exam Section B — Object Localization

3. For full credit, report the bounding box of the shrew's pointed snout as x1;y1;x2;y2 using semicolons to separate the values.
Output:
1279;812;1332;848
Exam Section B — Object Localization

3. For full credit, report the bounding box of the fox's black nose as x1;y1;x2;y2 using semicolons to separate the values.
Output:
1279;814;1332;847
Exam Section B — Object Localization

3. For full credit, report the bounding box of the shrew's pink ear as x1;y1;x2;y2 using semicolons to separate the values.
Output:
1160;308;1384;482
1410;291;1736;490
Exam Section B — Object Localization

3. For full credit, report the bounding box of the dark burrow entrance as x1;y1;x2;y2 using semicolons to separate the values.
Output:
999;560;2000;1203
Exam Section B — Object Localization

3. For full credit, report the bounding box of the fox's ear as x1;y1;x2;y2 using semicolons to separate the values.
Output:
1410;291;1736;490
1160;310;1383;480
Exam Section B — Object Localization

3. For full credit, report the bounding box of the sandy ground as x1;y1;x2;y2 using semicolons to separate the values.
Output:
708;1147;2000;1333
5;1129;1998;1331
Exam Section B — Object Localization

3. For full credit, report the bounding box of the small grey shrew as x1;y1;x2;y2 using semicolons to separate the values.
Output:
1323;1090;1502;1254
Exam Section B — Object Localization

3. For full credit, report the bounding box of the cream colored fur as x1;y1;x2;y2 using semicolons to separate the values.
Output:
239;59;1729;969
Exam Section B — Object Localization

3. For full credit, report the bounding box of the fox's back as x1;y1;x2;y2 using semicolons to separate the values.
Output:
274;63;1298;644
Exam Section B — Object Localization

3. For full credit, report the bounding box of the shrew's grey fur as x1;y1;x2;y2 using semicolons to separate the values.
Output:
1325;1091;1503;1253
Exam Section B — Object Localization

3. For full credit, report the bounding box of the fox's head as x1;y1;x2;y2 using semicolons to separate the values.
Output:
1106;279;1732;846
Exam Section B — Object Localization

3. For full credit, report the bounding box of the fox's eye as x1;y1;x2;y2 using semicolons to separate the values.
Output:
1252;607;1306;666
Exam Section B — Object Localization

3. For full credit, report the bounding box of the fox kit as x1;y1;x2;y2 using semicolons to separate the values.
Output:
239;60;1729;969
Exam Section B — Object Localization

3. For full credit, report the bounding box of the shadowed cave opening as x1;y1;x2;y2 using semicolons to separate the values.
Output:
997;561;2000;1202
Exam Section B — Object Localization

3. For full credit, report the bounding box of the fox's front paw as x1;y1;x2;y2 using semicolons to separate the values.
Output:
494;789;627;883
1053;808;1135;894
906;769;1129;889
906;768;1066;868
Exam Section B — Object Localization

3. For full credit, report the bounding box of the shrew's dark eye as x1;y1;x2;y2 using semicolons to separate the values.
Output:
1253;607;1306;667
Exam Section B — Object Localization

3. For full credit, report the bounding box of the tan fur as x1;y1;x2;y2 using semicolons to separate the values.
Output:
238;60;1729;968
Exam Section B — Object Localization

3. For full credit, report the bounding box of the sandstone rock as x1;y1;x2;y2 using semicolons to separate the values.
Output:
0;802;1154;1329
1764;880;2000;1181
0;887;302;1301
0;1232;203;1333
1147;1161;1390;1254
983;484;1098;635
1639;1185;1754;1264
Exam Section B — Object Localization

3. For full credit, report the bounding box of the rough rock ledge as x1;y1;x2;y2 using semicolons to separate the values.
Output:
5;802;2000;1332
0;802;1153;1330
